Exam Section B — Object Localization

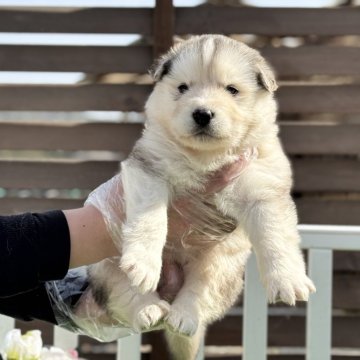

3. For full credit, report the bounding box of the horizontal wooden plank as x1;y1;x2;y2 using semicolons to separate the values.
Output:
0;84;151;111
1;122;360;156
0;122;143;152
0;157;359;192
297;198;360;226
0;7;358;36
262;46;360;77
0;84;359;112
0;160;119;189
0;45;358;77
280;123;360;155
176;7;360;36
293;157;360;192
0;45;152;73
0;8;152;34
277;85;360;114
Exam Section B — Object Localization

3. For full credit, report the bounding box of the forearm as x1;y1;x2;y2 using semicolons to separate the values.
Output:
64;206;119;269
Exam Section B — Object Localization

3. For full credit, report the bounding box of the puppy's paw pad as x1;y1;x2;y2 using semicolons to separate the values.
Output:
136;301;170;330
120;255;162;294
165;307;198;337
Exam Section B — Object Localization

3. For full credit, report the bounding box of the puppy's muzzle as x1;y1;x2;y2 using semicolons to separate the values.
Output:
192;108;215;128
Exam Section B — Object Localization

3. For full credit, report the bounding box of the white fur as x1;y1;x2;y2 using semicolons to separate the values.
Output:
86;35;315;359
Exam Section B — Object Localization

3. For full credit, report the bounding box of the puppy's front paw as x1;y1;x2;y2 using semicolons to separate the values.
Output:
135;300;170;330
265;272;316;306
120;253;162;294
165;305;199;337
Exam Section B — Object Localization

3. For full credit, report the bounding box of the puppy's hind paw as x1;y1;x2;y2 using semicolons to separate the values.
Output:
135;300;170;330
165;306;198;337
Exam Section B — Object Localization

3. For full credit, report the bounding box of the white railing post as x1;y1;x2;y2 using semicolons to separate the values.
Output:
242;254;268;360
0;315;15;349
306;249;333;360
54;326;79;351
117;334;141;360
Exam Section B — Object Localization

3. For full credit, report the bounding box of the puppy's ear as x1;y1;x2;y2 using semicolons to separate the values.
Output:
256;59;278;92
150;57;172;82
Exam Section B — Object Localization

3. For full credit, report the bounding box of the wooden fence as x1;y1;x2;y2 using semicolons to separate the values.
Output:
0;0;360;359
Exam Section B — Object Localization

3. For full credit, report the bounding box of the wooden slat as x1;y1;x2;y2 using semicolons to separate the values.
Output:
0;84;151;111
0;45;358;77
0;122;143;152
0;8;358;36
176;7;360;36
1;122;360;156
0;85;358;112
262;46;360;77
297;199;360;226
0;45;152;73
0;160;118;189
280;123;360;156
278;85;360;114
0;8;152;34
0;157;359;191
292;157;360;192
153;0;174;58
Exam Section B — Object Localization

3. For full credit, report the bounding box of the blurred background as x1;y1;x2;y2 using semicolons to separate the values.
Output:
0;0;359;359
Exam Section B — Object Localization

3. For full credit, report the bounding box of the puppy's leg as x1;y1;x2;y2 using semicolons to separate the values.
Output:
89;261;169;332
165;235;250;359
244;197;316;305
120;159;169;293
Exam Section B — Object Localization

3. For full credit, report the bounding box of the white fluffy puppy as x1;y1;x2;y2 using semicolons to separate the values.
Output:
88;34;315;359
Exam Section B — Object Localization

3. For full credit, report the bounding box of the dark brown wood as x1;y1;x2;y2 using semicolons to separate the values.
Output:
0;8;152;34
297;198;360;225
280;123;360;156
0;160;119;189
0;122;143;152
262;46;360;77
0;45;358;77
292;157;360;192
0;45;152;73
153;0;174;58
0;84;151;111
277;85;360;114
2;122;360;156
176;7;360;36
7;7;357;38
0;85;359;112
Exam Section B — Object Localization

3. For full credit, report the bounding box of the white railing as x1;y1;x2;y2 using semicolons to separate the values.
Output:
1;225;360;359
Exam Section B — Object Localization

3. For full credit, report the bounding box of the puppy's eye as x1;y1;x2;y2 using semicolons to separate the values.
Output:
178;83;189;94
226;85;239;96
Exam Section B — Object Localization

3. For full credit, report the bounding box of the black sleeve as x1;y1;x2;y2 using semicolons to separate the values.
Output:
0;210;71;323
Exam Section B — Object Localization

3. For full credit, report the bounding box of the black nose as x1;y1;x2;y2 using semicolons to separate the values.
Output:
192;108;214;128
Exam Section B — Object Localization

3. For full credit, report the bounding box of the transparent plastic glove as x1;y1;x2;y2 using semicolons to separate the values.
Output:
84;148;257;250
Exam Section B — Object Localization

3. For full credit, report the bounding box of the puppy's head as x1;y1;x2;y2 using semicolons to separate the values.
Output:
145;35;278;153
